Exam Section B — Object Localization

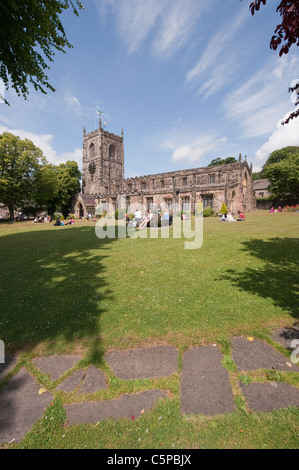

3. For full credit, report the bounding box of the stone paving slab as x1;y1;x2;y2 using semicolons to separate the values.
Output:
180;345;235;416
231;337;296;371
240;382;299;412
105;346;178;380
77;366;107;394
33;355;81;380
57;369;85;393
0;357;18;383
0;368;53;443
65;389;167;425
270;327;299;352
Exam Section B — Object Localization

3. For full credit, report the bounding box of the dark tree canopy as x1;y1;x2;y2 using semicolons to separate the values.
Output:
208;157;237;166
247;1;299;124
262;146;299;199
0;132;81;220
0;1;84;104
262;146;299;169
0;132;46;220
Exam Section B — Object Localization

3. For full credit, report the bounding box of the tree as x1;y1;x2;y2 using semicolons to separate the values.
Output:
0;132;81;219
0;1;84;104
55;161;81;217
252;171;263;180
247;1;299;124
208;156;237;166
30;163;59;216
0;132;47;220
262;146;299;199
262;146;299;170
219;202;228;215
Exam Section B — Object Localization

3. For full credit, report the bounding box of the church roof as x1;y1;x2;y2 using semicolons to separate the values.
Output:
79;193;96;205
253;179;270;190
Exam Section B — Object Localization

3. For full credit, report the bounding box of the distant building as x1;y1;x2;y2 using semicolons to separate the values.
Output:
74;120;256;217
253;179;271;199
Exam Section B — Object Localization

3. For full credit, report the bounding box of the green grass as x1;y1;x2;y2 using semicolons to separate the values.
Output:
0;210;298;448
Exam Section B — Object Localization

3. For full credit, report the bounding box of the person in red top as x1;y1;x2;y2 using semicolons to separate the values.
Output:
237;210;245;221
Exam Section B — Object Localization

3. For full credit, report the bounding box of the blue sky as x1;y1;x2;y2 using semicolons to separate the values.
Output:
0;0;298;177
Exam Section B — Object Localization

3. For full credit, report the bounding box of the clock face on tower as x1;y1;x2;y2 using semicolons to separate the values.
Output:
89;162;96;179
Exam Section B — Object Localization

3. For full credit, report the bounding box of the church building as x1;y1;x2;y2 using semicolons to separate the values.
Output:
74;119;256;217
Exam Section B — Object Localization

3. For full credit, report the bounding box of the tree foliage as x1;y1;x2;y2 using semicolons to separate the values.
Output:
219;202;228;215
208;157;237;166
55;161;81;217
0;132;47;219
0;1;84;104
247;1;299;124
252;171;263;180
262;146;299;199
0;132;81;219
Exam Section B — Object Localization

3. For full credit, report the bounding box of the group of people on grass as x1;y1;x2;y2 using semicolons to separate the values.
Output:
127;208;173;230
53;217;75;226
219;210;245;222
270;206;282;213
33;215;75;226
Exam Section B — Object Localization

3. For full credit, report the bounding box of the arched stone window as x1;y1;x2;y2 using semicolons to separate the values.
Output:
109;144;116;159
89;143;95;159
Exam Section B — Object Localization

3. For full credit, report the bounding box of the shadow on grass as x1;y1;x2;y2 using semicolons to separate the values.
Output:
0;225;117;360
221;237;299;320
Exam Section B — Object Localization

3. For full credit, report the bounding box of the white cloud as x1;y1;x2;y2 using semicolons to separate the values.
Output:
185;8;248;95
95;0;210;57
223;54;299;138
171;136;227;163
254;113;299;170
64;94;81;116
151;0;206;58
0;126;82;168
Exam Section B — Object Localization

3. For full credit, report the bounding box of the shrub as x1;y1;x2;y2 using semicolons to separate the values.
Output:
219;202;228;215
283;204;299;212
203;206;214;217
115;208;126;220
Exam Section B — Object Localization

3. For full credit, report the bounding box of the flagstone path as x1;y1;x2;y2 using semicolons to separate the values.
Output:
0;327;298;444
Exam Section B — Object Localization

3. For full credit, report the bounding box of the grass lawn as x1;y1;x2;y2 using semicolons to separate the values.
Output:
0;210;298;449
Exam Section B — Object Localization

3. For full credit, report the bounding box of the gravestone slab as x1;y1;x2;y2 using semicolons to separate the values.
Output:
105;346;178;380
231;337;296;371
0;368;53;443
180;345;235;415
240;382;299;412
33;355;81;380
65;389;167;424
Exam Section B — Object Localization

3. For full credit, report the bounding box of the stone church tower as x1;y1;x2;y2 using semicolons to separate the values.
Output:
82;118;124;196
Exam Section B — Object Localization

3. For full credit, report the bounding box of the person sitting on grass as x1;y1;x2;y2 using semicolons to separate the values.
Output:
226;212;235;222
236;210;245;221
219;213;227;222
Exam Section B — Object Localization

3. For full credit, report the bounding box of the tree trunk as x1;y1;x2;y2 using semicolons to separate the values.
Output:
8;204;15;222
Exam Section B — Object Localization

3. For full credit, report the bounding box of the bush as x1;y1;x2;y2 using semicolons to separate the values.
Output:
54;212;62;220
283;204;299;212
115;208;126;220
219;202;228;215
203;206;214;217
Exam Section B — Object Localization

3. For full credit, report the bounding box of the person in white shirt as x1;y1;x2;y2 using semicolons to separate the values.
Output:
227;212;235;222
